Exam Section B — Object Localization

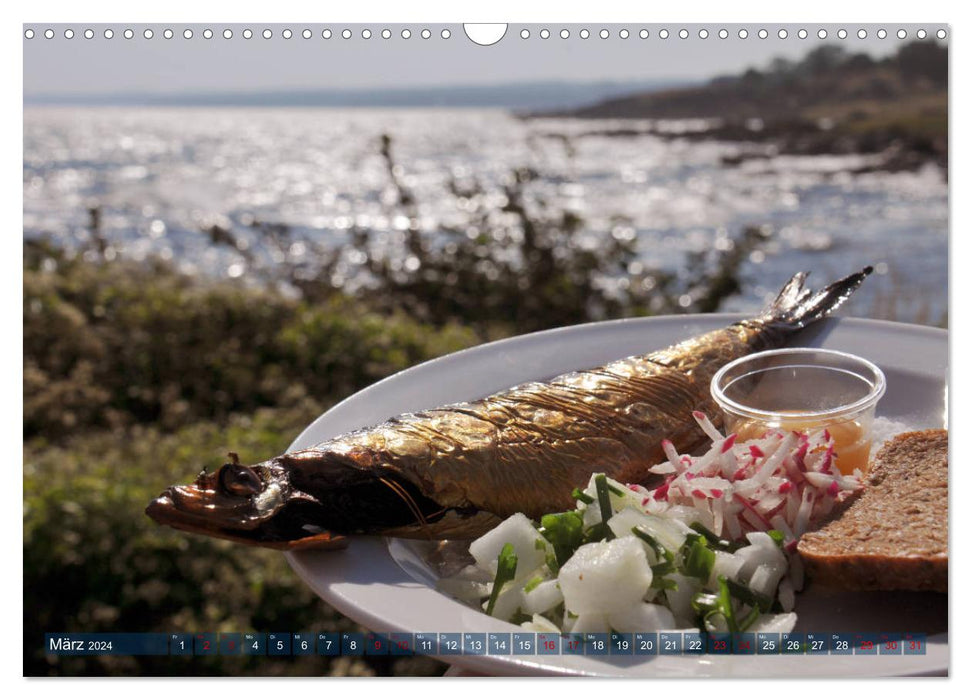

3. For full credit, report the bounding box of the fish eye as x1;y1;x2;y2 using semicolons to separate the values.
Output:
218;464;263;497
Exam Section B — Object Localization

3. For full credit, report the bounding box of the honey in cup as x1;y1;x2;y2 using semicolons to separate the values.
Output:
711;349;886;476
733;414;870;475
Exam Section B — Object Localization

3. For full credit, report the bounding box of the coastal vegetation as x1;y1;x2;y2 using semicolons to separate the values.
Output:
544;42;947;172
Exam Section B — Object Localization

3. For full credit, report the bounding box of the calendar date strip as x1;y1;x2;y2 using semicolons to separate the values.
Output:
45;631;929;657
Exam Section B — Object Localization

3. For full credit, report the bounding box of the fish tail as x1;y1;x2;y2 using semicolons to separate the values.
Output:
756;266;873;332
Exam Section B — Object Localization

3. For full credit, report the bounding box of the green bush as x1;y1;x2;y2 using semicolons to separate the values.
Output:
24;243;478;441
24;392;448;676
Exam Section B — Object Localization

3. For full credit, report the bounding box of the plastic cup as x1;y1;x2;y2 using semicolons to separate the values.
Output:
710;348;886;474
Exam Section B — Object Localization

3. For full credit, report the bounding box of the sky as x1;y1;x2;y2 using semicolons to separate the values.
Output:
21;22;934;97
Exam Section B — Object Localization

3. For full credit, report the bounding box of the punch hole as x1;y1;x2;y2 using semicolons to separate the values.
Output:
163;29;173;39
600;29;609;39
718;29;728;39
64;29;75;39
778;29;788;39
25;28;34;39
143;29;153;39
798;29;808;39
937;29;947;39
302;29;312;39
659;29;669;39
263;29;272;39
640;29;649;39
342;29;351;39
421;29;431;39
560;29;570;39
619;29;630;39
540;29;550;40
441;29;451;39
897;29;907;39
104;29;114;39
382;29;392;39
917;29;927;39
223;29;233;40
463;24;507;46
738;29;748;39
243;29;253;39
679;29;689;39
282;29;293;39
520;29;529;39
124;29;134;39
580;29;590;39
837;29;847;39
698;29;708;39
203;29;213;39
401;29;412;39
858;29;867;39
877;29;887;39
322;29;333;39
85;29;95;39
757;28;767;39
362;29;372;39
44;28;54;39
817;29;827;39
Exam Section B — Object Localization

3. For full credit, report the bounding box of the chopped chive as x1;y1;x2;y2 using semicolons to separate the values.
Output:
523;575;545;594
694;579;739;632
716;576;740;633
545;551;560;575
631;526;664;558
653;577;679;591
572;487;594;505
738;603;762;632
725;578;773;611
689;521;737;551
594;474;615;539
509;609;531;626
703;609;729;633
767;530;786;548
682;534;716;581
583;522;611;544
485;543;518;617
540;511;585;567
651;561;676;577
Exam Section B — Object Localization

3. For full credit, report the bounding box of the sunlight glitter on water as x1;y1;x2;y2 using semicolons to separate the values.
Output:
23;107;948;323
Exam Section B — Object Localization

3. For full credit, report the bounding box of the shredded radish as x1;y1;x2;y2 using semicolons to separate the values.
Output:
639;413;863;545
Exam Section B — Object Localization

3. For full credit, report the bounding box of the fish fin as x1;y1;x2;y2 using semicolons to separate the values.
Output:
760;267;873;331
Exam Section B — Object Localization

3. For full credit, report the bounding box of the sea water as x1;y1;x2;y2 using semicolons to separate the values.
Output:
23;107;948;323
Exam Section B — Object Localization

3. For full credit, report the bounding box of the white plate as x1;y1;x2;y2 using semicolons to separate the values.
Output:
286;315;948;677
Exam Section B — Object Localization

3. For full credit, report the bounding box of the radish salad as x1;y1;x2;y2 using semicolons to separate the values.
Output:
437;412;864;636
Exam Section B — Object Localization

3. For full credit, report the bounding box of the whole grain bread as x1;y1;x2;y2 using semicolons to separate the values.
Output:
797;429;948;592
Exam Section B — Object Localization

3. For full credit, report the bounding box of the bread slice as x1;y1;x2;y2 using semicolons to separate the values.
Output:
797;429;948;592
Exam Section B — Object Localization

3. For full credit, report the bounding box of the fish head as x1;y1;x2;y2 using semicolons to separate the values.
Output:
145;457;346;550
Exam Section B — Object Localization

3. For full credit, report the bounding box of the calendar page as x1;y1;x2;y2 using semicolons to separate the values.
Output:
23;17;949;679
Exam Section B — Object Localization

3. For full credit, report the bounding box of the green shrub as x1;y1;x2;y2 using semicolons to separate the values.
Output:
24;402;446;676
24;244;478;442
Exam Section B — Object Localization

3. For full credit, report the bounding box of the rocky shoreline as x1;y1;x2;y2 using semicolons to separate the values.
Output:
529;116;946;174
527;42;947;174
